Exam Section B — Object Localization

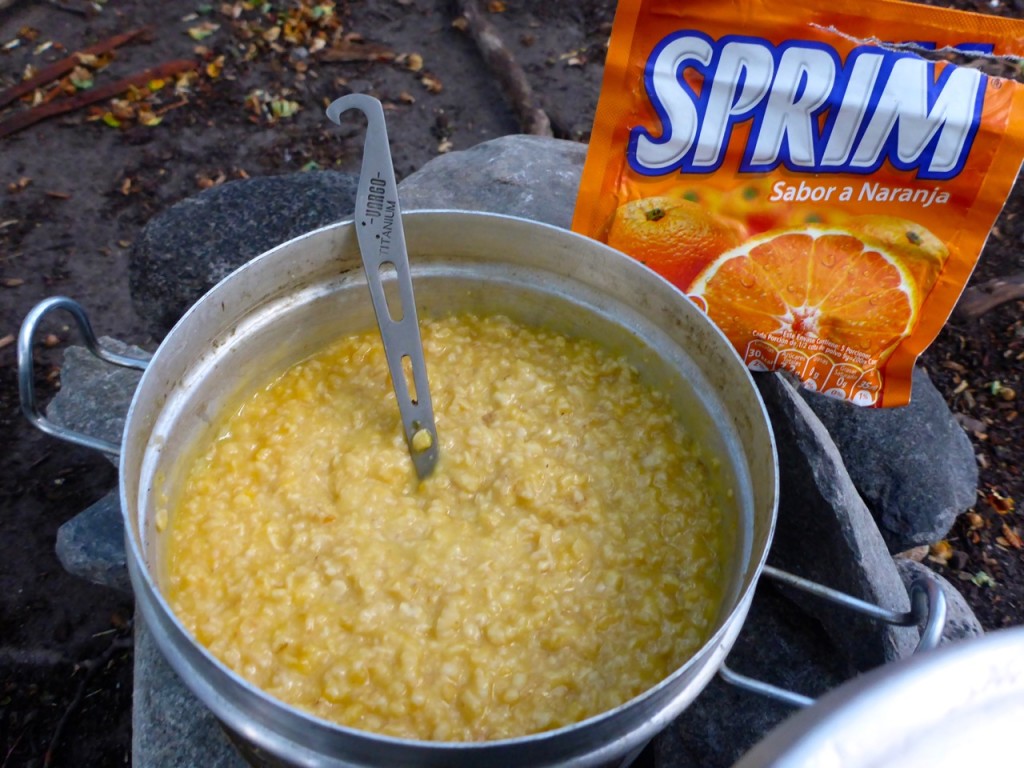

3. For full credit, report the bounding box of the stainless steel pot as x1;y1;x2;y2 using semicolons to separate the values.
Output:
25;210;780;767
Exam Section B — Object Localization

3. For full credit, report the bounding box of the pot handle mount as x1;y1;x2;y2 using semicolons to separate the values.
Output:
18;296;150;457
719;564;947;707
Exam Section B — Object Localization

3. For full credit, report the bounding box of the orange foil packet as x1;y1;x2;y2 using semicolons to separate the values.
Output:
573;0;1024;406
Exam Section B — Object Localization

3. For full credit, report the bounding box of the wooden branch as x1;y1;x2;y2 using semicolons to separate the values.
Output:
456;0;553;137
955;273;1024;319
0;27;152;110
0;59;198;139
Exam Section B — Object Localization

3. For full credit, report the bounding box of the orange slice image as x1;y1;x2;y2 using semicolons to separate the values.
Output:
688;227;921;368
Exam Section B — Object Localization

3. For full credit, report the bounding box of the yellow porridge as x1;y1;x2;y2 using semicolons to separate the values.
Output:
163;313;725;742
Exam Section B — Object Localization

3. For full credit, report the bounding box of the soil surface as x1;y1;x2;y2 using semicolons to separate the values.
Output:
1;1;1021;766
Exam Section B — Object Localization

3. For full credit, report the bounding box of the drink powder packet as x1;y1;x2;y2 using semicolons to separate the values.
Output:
573;0;1024;406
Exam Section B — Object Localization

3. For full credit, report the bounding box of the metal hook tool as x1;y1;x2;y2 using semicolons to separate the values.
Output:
326;94;439;479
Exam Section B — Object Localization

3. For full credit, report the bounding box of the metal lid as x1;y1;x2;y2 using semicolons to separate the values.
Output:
734;626;1024;767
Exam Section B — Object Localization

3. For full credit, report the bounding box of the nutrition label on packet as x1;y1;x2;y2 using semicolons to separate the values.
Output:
573;0;1024;407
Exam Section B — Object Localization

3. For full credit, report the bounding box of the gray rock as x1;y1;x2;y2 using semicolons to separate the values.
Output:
757;373;919;669
397;135;586;228
654;584;851;768
134;618;247;768
47;338;147;462
895;558;984;644
56;490;129;593
48;340;143;592
800;367;978;552
129;171;358;339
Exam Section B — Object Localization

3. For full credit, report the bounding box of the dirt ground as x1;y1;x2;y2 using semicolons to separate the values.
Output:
0;0;1021;766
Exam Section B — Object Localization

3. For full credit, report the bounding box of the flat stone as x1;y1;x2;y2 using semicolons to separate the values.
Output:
46;338;147;460
895;558;984;645
129;171;358;340
757;372;919;669
47;340;143;592
134;618;247;768
397;135;586;228
653;583;851;768
800;367;978;552
56;490;129;593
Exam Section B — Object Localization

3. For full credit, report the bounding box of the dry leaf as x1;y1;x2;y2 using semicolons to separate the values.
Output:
971;571;996;588
321;39;395;62
927;539;953;565
196;170;227;189
188;22;221;41
1002;524;1023;549
488;1;507;12
206;56;225;78
420;73;442;93
69;65;94;90
2;278;25;288
0;333;14;351
404;52;424;72
985;489;1015;515
138;107;163;127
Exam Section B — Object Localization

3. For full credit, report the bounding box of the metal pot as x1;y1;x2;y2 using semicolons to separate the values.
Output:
25;211;778;767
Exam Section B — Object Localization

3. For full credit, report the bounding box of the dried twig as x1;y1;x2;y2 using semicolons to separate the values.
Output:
455;0;552;136
0;59;198;139
0;27;152;110
320;38;395;63
43;0;95;18
955;273;1024;318
42;631;133;768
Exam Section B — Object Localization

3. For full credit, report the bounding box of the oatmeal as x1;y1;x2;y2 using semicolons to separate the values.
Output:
163;313;724;741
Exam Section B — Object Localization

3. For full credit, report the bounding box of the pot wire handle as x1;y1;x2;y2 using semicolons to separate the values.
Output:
18;296;150;457
718;565;947;708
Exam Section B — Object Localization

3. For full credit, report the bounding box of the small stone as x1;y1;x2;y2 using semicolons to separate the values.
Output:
950;550;969;571
55;491;130;592
894;559;984;644
895;545;929;562
46;338;148;458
